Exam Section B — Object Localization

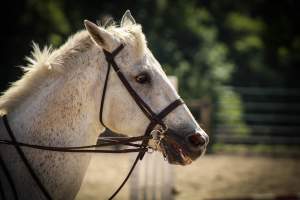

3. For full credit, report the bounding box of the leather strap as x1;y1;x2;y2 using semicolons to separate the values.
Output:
0;154;18;200
101;45;184;199
99;54;111;128
2;115;52;200
102;45;164;127
138;98;184;160
0;134;152;153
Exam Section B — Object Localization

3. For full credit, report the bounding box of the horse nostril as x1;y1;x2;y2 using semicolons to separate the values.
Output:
187;133;206;147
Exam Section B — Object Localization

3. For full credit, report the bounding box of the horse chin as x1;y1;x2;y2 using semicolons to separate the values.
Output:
160;129;207;165
163;142;193;165
148;139;191;165
159;137;193;165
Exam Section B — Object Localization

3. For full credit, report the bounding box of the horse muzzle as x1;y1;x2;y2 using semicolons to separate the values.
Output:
160;129;209;165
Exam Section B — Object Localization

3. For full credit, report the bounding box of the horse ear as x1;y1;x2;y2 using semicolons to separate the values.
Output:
84;20;114;50
121;10;136;27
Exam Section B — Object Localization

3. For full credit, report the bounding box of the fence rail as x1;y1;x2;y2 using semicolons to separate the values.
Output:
214;134;300;145
222;86;300;96
218;102;300;111
212;87;300;146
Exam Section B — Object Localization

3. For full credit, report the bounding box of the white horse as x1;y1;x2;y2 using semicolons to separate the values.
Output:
0;10;208;200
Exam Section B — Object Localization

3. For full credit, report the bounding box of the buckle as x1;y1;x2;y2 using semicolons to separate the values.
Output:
147;147;154;154
150;124;168;150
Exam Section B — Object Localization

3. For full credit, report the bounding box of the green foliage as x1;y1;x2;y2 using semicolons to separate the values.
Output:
226;13;265;34
2;0;299;138
3;0;298;94
142;1;234;99
216;87;250;136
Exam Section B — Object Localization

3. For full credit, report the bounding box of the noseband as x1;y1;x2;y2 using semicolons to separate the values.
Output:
0;44;184;200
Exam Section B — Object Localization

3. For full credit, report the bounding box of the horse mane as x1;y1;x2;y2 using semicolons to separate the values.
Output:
0;23;147;114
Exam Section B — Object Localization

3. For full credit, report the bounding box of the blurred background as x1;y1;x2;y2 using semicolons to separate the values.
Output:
0;0;299;199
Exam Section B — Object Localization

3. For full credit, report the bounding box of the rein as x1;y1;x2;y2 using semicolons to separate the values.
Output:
0;44;184;200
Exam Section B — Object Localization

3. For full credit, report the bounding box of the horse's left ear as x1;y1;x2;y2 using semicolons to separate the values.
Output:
84;20;115;50
121;10;136;27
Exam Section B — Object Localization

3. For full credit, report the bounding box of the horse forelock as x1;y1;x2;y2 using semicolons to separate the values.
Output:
107;23;147;59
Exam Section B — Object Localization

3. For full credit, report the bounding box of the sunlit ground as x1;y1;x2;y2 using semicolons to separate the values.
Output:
76;152;300;200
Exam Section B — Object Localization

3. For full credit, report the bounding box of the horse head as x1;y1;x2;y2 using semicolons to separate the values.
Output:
85;10;209;165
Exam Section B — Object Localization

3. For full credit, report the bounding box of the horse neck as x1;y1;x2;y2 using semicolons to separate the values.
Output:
7;46;105;146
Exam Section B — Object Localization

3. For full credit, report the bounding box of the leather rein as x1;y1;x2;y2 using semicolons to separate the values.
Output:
0;44;184;200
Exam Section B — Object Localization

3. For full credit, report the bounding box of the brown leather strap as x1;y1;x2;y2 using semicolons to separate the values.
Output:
108;152;140;200
108;99;184;199
103;45;164;127
138;98;184;160
0;139;148;154
2;115;52;200
101;45;185;199
156;99;184;119
0;154;18;200
0;133;152;153
100;44;128;128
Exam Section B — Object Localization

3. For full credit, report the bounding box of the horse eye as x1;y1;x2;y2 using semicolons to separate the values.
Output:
135;73;150;84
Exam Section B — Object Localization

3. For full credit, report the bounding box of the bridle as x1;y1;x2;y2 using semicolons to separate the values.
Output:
101;44;184;160
0;44;184;200
100;44;184;199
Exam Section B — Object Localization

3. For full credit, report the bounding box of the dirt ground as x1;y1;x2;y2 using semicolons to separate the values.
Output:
75;153;300;200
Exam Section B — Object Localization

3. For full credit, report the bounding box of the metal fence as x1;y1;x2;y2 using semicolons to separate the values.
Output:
185;87;300;146
213;87;300;145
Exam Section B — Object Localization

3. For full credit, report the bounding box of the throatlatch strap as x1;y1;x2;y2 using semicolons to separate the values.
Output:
2;115;53;200
100;45;125;127
99;58;111;127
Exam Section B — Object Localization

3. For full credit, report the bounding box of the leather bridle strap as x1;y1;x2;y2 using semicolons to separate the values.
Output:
138;98;184;160
100;44;165;128
107;98;184;200
101;44;184;199
0;154;18;200
2;115;52;200
0;136;151;153
100;43;184;161
99;46;124;128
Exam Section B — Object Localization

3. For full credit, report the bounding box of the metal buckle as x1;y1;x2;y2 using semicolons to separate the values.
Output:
147;147;154;154
157;124;168;134
150;124;168;150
